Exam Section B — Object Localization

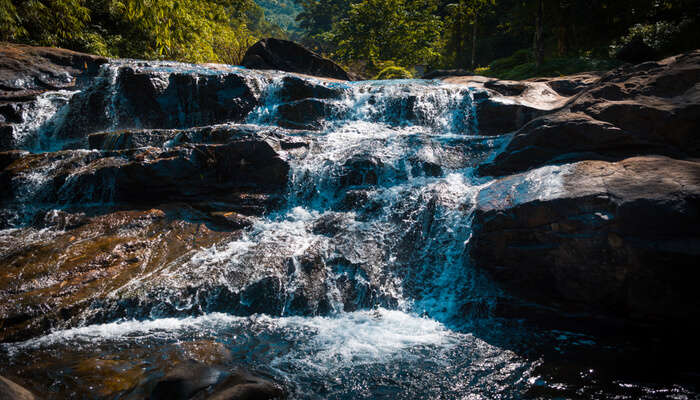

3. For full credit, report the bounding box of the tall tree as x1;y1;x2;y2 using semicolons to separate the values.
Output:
533;0;544;68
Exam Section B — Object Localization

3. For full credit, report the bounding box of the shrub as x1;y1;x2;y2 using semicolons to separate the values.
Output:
374;66;413;80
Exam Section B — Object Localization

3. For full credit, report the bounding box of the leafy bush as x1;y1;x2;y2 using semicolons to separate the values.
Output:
487;49;532;72
477;52;620;80
374;66;413;80
610;19;693;57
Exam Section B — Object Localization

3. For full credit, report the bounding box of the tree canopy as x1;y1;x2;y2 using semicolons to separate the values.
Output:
1;0;698;78
0;0;284;63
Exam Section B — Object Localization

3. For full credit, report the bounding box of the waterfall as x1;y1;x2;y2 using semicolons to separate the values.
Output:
4;60;673;399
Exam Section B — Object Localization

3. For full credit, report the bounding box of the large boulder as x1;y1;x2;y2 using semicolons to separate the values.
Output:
242;38;354;81
479;51;700;176
470;156;700;322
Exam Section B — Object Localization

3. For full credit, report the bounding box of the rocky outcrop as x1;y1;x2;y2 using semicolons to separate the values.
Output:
0;137;288;213
443;75;577;136
0;44;108;150
0;44;107;100
243;38;354;81
479;51;700;176
53;64;259;145
470;156;700;322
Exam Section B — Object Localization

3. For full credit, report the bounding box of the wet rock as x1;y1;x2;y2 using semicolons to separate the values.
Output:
339;155;386;187
88;124;306;151
0;150;28;171
0;43;107;98
34;209;88;230
206;368;286;400
0;208;235;342
56;65;258;142
243;38;353;81
0;375;36;400
151;361;226;400
209;211;255;230
275;99;338;130
277;76;345;102
479;51;700;176
470;156;700;322
312;212;349;236
1;138;289;212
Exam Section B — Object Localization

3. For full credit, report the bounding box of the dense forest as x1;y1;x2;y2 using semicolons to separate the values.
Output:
1;0;698;78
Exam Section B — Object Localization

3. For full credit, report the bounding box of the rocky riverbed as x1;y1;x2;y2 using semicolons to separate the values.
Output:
1;42;698;399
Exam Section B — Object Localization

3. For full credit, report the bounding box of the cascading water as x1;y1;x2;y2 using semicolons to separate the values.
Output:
1;62;695;399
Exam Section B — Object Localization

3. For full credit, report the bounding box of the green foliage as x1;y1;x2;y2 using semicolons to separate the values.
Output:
478;53;621;80
374;65;413;80
294;0;699;78
255;0;302;33
330;0;442;74
0;0;90;44
0;0;282;64
610;19;694;57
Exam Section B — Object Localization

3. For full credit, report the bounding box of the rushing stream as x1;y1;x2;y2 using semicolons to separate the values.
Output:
1;62;697;399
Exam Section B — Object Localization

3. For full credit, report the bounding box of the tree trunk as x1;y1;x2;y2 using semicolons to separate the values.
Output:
556;0;570;56
534;0;544;69
456;4;464;68
471;15;477;70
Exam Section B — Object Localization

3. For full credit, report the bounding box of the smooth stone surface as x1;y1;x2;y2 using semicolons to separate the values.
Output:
471;156;700;322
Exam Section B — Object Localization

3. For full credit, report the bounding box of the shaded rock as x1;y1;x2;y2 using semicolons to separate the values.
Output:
475;96;545;136
615;36;659;64
480;51;700;176
151;361;226;400
243;38;353;81
0;150;28;171
1;138;289;212
275;99;338;130
56;65;258;143
339;155;385;187
0;125;13;151
277;76;345;102
0;43;107;99
0;375;36;400
533;73;602;96
470;156;700;322
483;80;527;96
207;368;286;400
